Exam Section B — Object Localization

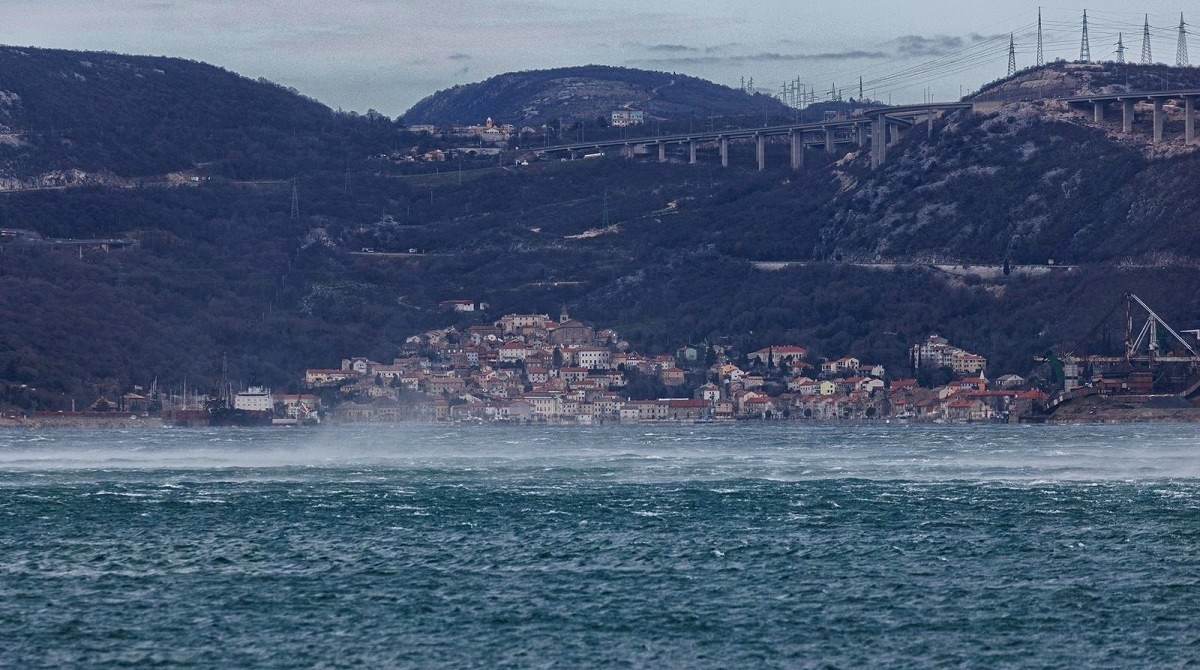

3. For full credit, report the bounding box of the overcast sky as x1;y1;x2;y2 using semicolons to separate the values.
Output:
0;1;1194;116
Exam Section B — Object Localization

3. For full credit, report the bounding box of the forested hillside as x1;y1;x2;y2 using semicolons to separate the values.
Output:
3;54;1200;410
0;45;403;182
822;107;1200;264
404;65;791;125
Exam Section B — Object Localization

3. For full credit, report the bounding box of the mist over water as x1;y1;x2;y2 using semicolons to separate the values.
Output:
3;424;1200;667
2;423;1199;481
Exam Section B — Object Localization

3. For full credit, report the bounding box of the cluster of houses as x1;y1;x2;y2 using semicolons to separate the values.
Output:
303;312;1048;424
408;118;520;145
910;334;988;376
397;113;647;163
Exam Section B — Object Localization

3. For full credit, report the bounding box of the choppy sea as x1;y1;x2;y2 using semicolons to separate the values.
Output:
2;424;1199;668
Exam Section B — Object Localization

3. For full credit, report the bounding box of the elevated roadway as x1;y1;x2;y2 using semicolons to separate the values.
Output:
536;102;975;170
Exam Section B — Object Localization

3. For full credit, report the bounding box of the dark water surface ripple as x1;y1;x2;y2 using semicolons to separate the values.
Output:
1;424;1199;668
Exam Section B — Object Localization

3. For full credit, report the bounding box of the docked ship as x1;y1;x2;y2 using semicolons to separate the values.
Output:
206;383;273;427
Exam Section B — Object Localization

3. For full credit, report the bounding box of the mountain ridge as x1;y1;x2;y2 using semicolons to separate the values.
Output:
403;65;791;125
0;44;400;183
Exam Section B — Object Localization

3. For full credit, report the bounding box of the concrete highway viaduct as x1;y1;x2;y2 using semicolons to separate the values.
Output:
537;102;972;171
1062;89;1200;143
536;91;1200;170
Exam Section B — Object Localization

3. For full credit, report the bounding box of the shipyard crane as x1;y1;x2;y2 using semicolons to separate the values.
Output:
1081;293;1200;366
1038;293;1200;394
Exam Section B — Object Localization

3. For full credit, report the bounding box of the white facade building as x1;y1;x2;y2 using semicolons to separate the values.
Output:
574;348;612;369
234;387;274;412
611;110;646;127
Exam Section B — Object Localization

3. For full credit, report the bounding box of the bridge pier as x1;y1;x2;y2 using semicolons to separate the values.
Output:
870;116;887;169
689;140;697;164
756;134;766;171
824;126;835;154
720;137;728;168
790;130;804;169
1093;101;1105;124
856;123;868;149
1153;99;1164;143
658;142;666;162
1187;98;1196;144
1122;99;1135;134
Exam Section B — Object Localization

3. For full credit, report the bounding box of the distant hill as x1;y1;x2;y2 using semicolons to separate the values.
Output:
971;61;1200;103
0;45;399;183
403;65;791;125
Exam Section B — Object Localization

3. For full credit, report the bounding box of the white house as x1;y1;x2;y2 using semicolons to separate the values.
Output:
498;341;531;363
574;347;612;369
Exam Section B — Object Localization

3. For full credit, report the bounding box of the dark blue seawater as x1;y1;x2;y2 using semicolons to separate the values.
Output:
2;424;1200;668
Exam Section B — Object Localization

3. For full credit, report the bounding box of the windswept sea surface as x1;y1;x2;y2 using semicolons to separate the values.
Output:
2;423;1200;668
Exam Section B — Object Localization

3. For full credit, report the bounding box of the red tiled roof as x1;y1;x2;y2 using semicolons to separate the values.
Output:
668;399;708;408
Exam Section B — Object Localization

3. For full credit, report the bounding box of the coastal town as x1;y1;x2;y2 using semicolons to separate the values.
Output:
300;310;1049;424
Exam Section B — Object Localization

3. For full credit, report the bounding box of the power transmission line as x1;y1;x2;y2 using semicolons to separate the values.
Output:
766;8;1190;107
1142;14;1153;64
1080;10;1091;62
1178;13;1189;67
1008;33;1017;75
784;8;1189;107
290;179;299;220
1037;7;1045;66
